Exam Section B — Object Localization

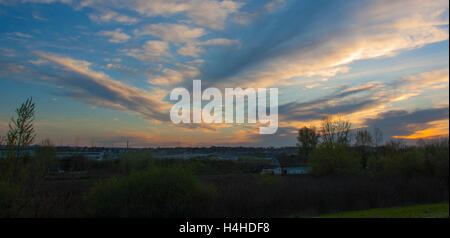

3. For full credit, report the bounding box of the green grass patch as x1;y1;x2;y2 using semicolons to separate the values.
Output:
314;203;449;218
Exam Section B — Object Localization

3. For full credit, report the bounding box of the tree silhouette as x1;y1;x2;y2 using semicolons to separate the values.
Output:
320;115;352;146
7;97;36;159
355;130;373;147
297;126;320;156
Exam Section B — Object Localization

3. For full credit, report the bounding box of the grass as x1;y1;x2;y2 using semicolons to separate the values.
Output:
314;203;449;218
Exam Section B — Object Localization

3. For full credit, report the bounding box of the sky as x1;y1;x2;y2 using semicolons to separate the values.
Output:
0;0;448;147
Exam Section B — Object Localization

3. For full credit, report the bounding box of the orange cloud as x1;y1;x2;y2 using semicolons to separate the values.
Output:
394;119;449;139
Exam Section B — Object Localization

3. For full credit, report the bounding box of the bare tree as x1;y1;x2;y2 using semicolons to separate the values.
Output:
320;115;352;145
373;127;383;147
7;97;36;159
297;126;320;156
355;130;373;169
355;130;373;147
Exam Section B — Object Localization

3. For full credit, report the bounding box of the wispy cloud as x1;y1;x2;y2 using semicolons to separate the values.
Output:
149;64;200;87
135;23;205;43
178;38;239;57
124;40;171;61
89;10;139;24
35;52;172;122
80;0;243;30
200;0;448;88
365;107;449;139
97;28;130;43
279;69;449;123
9;32;33;38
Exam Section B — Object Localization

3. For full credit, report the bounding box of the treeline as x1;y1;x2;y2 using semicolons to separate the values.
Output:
85;152;448;217
297;115;449;178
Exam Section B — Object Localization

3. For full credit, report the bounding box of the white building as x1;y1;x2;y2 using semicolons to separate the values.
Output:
261;155;309;175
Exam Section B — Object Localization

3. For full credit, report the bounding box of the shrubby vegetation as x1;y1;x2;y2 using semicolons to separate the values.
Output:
86;166;216;217
117;150;155;173
0;180;21;217
309;143;361;176
210;174;447;217
298;116;449;179
0;98;63;217
367;139;449;178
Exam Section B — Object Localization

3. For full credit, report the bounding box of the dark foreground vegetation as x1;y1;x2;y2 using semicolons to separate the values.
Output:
0;98;448;217
1;144;448;217
313;203;449;218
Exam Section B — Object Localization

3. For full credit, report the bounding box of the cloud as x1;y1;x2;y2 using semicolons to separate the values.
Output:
80;0;243;30
232;11;257;25
35;52;172;122
136;23;205;43
200;0;448;88
29;58;49;65
177;38;239;57
133;25;239;59
279;81;386;123
142;40;170;56
22;0;71;3
0;63;26;74
265;0;286;13
123;40;170;62
89;10;139;24
32;13;48;21
11;32;33;38
387;69;449;102
105;63;137;75
181;0;243;30
149;64;200;87
277;69;449;131
304;83;321;89
178;44;204;57
201;38;238;45
270;68;449;144
364;107;449;139
97;28;130;43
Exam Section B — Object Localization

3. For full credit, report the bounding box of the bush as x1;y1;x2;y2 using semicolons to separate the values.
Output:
424;139;449;177
33;141;58;172
309;143;361;176
211;174;448;217
85;166;216;217
368;149;426;177
85;158;118;170
0;149;56;217
117;150;155;173
60;155;88;171
0;180;21;217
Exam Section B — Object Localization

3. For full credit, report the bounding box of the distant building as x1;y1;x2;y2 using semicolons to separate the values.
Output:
261;154;309;175
1;146;126;161
0;147;35;159
57;151;104;160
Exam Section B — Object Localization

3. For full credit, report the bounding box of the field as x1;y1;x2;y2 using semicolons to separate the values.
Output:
314;203;449;218
28;169;449;217
1;147;449;217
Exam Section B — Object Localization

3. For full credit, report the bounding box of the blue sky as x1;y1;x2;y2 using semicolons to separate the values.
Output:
0;0;448;147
